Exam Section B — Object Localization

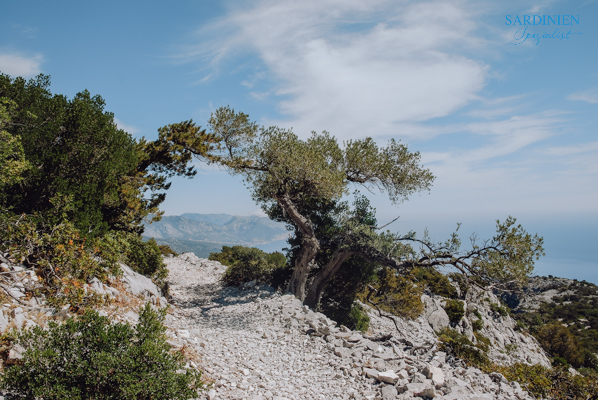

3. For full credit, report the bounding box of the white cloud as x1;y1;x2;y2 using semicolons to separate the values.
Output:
114;118;140;135
178;0;598;219
567;88;598;104
540;141;598;157
187;0;489;139
0;52;43;78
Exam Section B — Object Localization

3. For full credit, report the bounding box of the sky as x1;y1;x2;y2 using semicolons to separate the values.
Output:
1;0;597;282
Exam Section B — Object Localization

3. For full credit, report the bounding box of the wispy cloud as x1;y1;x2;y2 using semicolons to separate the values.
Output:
567;88;598;104
114;118;140;135
184;0;490;139
0;52;43;78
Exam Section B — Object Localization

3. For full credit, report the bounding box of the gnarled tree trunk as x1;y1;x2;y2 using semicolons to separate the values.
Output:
304;249;357;308
275;193;320;301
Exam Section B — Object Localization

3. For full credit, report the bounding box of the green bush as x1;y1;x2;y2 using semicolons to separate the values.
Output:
536;323;584;368
414;268;457;298
490;302;509;317
444;299;465;324
472;319;484;332
495;363;598;400
211;246;287;287
349;304;370;333
156;241;178;257
0;207;120;308
124;236;169;292
437;327;489;367
0;303;204;399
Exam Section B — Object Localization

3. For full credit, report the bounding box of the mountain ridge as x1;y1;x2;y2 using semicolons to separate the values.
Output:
143;213;289;245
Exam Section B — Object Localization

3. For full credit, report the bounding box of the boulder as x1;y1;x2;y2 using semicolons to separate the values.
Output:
120;263;161;298
423;364;445;386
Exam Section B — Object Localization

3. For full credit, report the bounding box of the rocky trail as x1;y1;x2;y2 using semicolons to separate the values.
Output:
162;254;536;400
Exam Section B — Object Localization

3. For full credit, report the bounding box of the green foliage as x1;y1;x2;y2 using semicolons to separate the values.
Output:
210;246;287;287
448;272;469;298
474;332;491;352
472;309;483;320
123;236;169;293
504;343;518;354
156;242;178;256
0;97;30;195
0;73;208;236
584;350;598;371
0;74;139;235
495;363;598;400
414;268;457;298
470;216;544;288
490;302;509;317
363;268;424;320
0;303;204;399
444;299;465;324
472;319;484;332
513;279;598;368
437;327;490;367
347;304;370;333
536;323;584;368
0;205;171;307
0;207;119;308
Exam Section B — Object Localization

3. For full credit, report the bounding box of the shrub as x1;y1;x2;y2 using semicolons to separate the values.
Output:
156;242;178;256
474;332;491;352
414;268;457;298
123;236;169;292
472;319;484;332
504;343;518;355
495;363;598;400
536;323;584;368
0;207;120;308
437;327;490;367
213;246;287;287
490;302;509;317
583;350;598;370
349;304;370;333
444;299;465;324
447;272;468;298
361;268;424;320
0;303;204;399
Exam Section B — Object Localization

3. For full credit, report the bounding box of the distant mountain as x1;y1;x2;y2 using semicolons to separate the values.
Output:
180;213;234;226
150;238;223;258
142;213;289;256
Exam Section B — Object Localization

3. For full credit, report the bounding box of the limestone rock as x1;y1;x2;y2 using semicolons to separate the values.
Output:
381;385;398;400
423;364;445;386
378;370;400;384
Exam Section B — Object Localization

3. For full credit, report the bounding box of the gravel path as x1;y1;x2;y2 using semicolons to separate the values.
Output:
163;254;534;400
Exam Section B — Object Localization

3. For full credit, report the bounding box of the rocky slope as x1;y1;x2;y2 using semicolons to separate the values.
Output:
0;252;551;399
419;289;550;368
162;254;547;400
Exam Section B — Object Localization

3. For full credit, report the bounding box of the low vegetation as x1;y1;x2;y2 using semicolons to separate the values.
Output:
0;304;204;399
209;245;287;287
444;299;465;325
438;326;598;399
509;278;598;375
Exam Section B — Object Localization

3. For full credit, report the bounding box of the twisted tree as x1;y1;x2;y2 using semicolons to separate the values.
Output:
170;106;544;308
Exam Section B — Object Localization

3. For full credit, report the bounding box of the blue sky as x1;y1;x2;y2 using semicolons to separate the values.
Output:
1;0;597;282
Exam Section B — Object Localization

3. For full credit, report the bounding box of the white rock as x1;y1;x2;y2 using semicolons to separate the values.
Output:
119;263;161;298
381;385;398;400
423;364;445;386
207;388;216;400
377;370;400;384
